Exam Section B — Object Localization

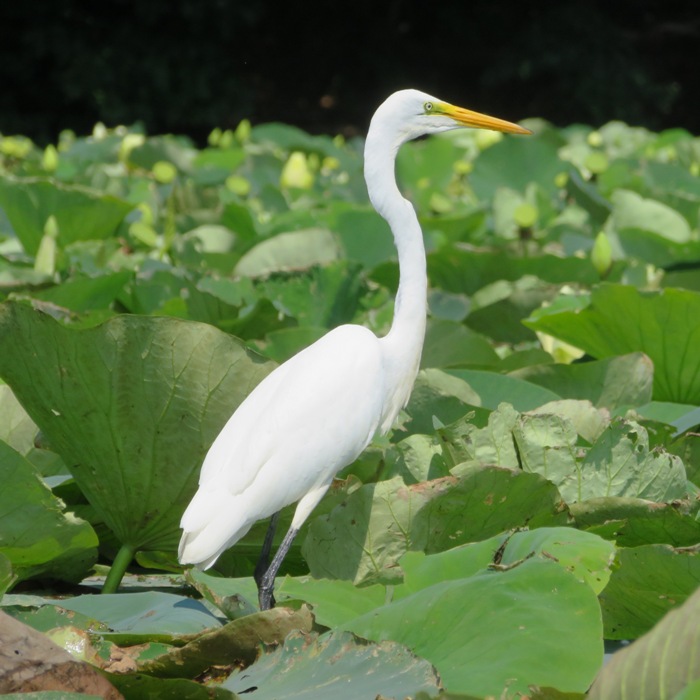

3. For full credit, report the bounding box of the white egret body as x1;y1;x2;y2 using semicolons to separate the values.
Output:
179;89;529;608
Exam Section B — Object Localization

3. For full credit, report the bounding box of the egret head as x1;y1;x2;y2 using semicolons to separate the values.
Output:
371;89;531;145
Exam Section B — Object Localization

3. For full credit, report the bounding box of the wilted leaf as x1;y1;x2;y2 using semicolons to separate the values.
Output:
387;433;449;484
303;476;425;585
187;569;387;629
0;611;122;699
140;606;314;678
439;402;520;467
528;399;609;444
185;570;258;620
512;413;581;500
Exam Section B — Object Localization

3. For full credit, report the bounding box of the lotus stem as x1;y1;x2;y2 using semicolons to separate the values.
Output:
101;542;136;594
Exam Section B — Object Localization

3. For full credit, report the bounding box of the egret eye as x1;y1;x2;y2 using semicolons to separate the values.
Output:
424;102;433;113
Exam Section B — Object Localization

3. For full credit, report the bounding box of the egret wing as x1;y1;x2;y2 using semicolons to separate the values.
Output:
179;325;385;565
199;324;385;497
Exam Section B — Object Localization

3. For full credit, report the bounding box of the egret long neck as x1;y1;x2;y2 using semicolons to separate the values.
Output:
364;129;427;427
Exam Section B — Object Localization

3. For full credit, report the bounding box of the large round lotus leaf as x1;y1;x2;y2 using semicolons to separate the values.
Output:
343;557;603;697
0;302;275;554
525;284;700;404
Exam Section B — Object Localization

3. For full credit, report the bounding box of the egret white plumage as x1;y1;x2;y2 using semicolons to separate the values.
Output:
178;89;530;609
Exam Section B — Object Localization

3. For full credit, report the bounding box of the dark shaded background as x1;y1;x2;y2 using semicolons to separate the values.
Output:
2;0;698;144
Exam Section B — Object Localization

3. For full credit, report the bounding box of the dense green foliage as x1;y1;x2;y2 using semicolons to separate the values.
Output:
0;113;699;698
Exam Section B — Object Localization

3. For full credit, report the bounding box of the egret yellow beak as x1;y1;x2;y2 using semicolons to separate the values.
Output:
440;102;531;135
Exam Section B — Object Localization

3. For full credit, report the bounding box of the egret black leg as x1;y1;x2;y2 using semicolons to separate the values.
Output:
254;511;280;589
258;525;299;611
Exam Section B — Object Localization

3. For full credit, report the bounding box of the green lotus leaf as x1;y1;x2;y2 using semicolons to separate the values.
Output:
223;630;440;700
344;557;602;697
303;465;566;585
448;368;561;411
571;497;700;547
600;543;700;639
525;284;700;404
0;301;275;588
589;584;700;699
0;176;133;256
234;228;342;276
0;440;97;586
511;353;654;410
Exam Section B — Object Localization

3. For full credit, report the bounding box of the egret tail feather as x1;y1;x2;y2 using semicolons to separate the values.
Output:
179;489;254;568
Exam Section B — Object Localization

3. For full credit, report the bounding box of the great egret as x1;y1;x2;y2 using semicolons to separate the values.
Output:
179;89;530;609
